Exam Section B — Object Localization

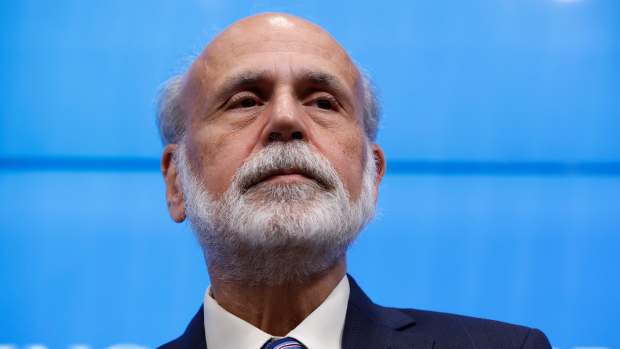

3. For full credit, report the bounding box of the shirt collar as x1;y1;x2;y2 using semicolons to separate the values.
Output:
203;275;350;349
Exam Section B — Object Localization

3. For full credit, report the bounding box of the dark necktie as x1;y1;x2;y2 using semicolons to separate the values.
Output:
261;337;306;349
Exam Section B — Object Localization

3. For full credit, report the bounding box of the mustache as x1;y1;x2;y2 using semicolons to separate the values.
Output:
234;142;339;193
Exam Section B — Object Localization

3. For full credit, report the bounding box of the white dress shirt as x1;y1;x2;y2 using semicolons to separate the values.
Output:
203;275;350;349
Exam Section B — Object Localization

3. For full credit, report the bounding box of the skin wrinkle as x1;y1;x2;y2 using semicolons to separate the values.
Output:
205;64;358;124
161;12;387;337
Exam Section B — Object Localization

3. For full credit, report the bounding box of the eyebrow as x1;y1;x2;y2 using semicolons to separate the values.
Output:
211;69;273;107
296;69;353;105
210;68;354;110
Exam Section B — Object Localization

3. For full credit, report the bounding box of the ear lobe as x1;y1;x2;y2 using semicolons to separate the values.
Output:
162;144;186;223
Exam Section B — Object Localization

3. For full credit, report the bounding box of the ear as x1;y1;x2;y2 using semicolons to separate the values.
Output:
161;144;186;223
370;143;386;203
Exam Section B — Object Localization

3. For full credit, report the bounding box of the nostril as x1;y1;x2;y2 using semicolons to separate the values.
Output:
268;132;282;142
291;131;303;140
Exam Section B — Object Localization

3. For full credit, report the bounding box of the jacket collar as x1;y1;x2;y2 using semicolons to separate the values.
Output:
161;274;434;349
159;305;206;349
343;275;435;349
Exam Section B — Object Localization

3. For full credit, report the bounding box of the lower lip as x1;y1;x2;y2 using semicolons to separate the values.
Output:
263;174;311;184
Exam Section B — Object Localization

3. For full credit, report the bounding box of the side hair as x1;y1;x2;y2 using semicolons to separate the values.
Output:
359;71;380;141
156;75;186;145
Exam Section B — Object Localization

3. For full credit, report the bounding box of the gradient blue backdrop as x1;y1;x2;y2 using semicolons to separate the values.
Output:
1;1;619;348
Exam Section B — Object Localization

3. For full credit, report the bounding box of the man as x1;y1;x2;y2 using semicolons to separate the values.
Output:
156;12;551;349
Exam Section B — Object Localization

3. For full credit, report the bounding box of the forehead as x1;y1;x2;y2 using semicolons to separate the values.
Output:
188;15;360;94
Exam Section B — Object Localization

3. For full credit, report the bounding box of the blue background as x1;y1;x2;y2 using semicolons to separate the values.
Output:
1;0;619;348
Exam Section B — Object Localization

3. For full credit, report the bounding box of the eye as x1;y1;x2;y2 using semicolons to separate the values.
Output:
228;93;262;109
310;96;338;111
315;98;333;110
239;98;258;108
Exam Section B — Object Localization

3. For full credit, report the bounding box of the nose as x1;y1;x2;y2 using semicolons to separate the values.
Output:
261;90;307;144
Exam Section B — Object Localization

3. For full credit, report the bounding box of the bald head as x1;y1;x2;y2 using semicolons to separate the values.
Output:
156;12;379;145
200;13;358;80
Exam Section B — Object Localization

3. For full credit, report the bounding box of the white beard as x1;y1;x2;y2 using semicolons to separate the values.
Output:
175;141;377;285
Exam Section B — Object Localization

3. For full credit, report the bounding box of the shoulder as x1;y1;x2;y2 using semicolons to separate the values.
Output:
345;275;551;349
391;306;551;349
156;306;206;349
157;338;181;349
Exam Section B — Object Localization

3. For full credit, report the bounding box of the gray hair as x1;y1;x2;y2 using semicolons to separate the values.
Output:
156;70;380;145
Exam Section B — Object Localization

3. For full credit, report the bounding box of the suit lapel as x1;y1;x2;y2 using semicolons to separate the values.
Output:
162;306;207;349
342;275;435;349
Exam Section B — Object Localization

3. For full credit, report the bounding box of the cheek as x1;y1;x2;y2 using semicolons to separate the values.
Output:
189;127;256;200
324;132;366;200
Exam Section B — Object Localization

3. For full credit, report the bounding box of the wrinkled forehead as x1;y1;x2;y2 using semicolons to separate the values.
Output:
184;14;361;98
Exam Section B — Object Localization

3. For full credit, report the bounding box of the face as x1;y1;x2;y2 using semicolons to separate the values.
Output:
178;14;382;204
161;14;386;283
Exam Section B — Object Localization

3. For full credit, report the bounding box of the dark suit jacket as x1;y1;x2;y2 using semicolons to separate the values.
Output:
159;275;551;349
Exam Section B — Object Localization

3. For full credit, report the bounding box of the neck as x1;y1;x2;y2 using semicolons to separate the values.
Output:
208;257;347;336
